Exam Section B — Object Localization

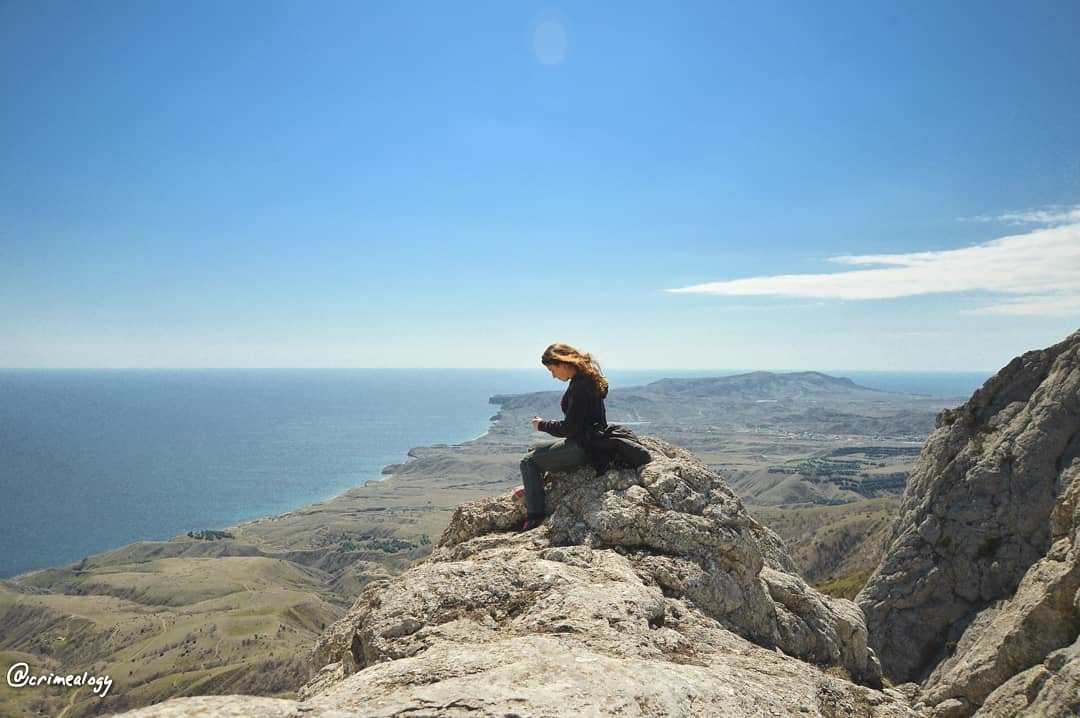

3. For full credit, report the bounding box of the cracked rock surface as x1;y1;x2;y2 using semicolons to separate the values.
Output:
113;436;910;717
857;330;1080;717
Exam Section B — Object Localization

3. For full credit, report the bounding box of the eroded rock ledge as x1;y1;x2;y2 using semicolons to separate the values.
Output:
115;436;915;717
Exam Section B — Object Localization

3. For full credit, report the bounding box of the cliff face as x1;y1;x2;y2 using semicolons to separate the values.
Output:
857;330;1080;717
113;436;916;717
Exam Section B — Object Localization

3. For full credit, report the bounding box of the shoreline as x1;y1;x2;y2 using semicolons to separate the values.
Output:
0;371;982;718
6;399;517;583
4;372;959;581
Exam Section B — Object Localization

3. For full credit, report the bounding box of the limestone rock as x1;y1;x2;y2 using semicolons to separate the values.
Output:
919;460;1080;714
113;437;909;716
975;638;1080;717
443;435;874;683
114;529;913;717
298;528;909;717
107;695;355;717
857;329;1080;716
305;436;882;693
438;491;526;548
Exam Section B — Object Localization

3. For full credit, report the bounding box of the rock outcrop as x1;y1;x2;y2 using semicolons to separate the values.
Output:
928;462;1080;718
114;436;912;717
857;329;1080;717
306;437;882;687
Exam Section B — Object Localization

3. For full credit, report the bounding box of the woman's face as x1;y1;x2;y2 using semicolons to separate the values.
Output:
546;362;576;381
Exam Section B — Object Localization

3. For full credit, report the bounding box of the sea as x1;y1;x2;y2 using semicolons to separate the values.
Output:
0;368;991;579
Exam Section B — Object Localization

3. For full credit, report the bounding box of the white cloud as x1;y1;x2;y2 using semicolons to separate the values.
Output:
965;293;1080;317
962;204;1080;226
666;220;1080;317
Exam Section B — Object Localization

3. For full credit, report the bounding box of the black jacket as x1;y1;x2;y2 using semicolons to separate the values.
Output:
538;374;651;473
538;373;607;445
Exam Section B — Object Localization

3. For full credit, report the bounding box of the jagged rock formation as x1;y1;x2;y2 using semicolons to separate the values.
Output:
926;464;1080;718
857;330;1080;717
113;436;914;717
306;437;882;690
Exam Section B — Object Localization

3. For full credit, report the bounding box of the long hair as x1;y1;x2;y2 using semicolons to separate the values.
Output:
541;343;609;398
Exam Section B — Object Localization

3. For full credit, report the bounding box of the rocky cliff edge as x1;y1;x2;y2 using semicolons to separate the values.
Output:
857;329;1080;717
113;436;918;717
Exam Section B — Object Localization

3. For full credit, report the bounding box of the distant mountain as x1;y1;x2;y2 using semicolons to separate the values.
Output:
491;370;961;443
491;370;876;408
641;371;871;399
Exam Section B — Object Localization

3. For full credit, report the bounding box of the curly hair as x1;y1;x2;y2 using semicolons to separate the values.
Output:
540;343;609;398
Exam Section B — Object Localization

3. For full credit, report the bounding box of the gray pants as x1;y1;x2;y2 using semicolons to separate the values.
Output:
519;438;589;515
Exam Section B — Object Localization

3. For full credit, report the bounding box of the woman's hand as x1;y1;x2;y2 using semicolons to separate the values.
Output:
532;416;542;431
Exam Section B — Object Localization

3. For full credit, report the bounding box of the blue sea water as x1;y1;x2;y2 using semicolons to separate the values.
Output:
0;368;990;578
824;370;991;398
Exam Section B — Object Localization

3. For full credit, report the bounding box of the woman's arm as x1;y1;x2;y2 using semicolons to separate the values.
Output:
537;418;568;437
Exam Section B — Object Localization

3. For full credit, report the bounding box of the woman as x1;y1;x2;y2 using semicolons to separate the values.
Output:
518;343;608;530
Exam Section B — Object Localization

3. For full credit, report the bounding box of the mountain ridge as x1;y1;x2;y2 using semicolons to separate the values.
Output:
489;370;933;408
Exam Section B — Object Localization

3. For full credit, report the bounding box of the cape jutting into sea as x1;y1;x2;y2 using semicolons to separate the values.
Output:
0;368;991;578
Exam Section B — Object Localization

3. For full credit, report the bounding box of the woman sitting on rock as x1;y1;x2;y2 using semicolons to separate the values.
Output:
518;342;609;531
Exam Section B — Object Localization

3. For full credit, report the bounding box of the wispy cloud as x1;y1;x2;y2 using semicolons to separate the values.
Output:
962;204;1080;226
666;210;1080;317
966;293;1080;317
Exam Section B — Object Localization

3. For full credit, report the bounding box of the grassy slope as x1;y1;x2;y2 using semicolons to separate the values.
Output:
750;497;899;598
0;438;523;718
0;555;343;717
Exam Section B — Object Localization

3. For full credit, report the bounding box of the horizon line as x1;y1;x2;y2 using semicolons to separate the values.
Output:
0;366;999;374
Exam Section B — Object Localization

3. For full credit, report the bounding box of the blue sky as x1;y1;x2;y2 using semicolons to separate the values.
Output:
2;1;1078;371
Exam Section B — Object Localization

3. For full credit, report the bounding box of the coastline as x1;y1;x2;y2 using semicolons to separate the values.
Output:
5;394;522;583
1;369;980;581
0;403;532;716
4;371;959;581
0;374;961;717
0;368;530;582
